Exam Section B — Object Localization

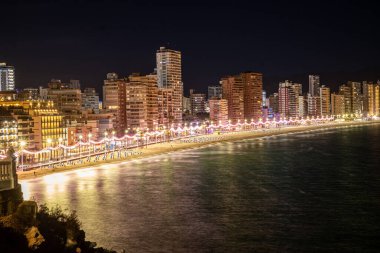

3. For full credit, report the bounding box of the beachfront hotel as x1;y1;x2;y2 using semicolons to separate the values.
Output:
221;72;263;123
156;47;183;124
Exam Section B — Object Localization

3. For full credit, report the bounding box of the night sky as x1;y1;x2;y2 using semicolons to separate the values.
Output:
1;0;380;95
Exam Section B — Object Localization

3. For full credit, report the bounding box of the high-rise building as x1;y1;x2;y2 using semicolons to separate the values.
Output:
182;96;191;114
363;82;380;116
0;63;15;91
209;98;228;125
103;73;120;110
268;93;279;114
46;79;82;114
221;76;244;123
348;81;362;114
208;85;222;99
117;73;158;134
278;80;299;118
189;89;206;115
307;94;321;117
262;91;267;107
158;88;174;127
221;72;263;122
375;85;380;116
82;88;100;113
156;47;183;124
298;95;306;118
331;93;345;116
309;75;320;97
339;84;352;114
320;85;331;116
241;72;263;120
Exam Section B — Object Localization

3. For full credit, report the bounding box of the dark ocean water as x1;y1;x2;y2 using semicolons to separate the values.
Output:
21;124;380;252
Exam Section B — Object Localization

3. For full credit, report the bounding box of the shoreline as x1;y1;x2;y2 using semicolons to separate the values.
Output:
18;120;380;181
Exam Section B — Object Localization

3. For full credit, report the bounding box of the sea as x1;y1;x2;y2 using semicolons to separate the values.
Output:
21;123;380;252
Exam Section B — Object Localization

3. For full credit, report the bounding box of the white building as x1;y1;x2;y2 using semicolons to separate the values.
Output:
309;75;320;97
0;63;15;91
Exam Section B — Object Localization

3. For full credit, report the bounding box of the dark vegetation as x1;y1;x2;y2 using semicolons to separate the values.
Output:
0;204;116;253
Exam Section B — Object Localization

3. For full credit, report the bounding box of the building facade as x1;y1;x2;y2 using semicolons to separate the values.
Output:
221;76;244;123
209;98;228;125
278;81;299;118
156;47;183;124
208;85;222;99
0;63;15;91
103;74;120;110
189;89;206;115
331;93;345;116
320;86;331;116
82;88;100;113
241;72;263;120
309;75;320;97
349;81;362;114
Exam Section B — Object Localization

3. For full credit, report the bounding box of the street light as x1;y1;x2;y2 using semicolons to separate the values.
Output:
88;133;92;160
58;137;63;162
79;135;83;161
112;131;116;152
19;141;26;171
47;138;52;167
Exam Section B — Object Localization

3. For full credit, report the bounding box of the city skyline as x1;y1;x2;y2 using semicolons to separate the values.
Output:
1;1;380;94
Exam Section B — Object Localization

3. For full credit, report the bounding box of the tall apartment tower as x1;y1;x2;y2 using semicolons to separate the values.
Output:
339;84;352;114
320;85;331;116
349;81;362;114
0;63;15;91
209;98;229;125
241;72;263;120
309;75;320;97
307;94;321;117
103;73;120;110
189;89;206;115
221;76;244;123
156;47;183;124
331;93;345;116
363;82;380;116
278;80;300;118
118;74;158;133
268;93;279;114
208;85;223;99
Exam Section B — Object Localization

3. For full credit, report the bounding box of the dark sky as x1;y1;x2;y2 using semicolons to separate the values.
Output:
1;0;380;95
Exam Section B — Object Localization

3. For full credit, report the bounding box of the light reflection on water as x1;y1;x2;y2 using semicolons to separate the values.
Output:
21;125;380;252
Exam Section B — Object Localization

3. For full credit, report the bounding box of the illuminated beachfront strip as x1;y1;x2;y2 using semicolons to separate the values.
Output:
5;115;368;171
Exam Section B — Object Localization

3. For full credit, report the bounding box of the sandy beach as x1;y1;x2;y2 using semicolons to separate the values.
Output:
18;120;380;181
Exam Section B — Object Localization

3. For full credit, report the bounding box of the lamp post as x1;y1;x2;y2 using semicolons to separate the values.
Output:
112;130;116;148
47;138;52;167
88;133;92;161
19;141;26;171
79;135;83;161
104;131;108;151
125;129;128;149
58;137;63;163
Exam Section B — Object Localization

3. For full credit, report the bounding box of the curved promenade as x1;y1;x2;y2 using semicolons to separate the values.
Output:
18;119;380;180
